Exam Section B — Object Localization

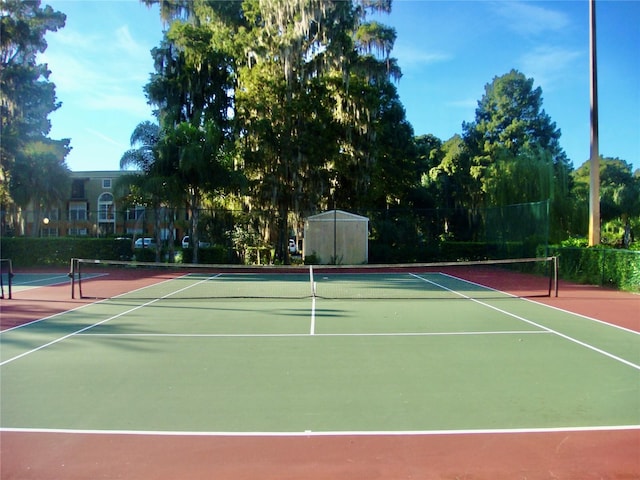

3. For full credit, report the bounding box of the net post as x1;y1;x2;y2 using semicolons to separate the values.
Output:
0;259;13;300
69;258;76;299
77;259;84;299
7;259;13;300
553;256;559;297
546;256;553;297
0;260;4;299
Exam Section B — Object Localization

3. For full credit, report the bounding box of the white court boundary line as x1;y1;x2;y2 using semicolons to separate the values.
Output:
4;270;638;373
2;272;638;436
310;296;316;335
0;273;221;366
1;424;638;437
412;273;640;372
0;272;186;333
11;273;73;287
436;270;640;336
77;330;548;338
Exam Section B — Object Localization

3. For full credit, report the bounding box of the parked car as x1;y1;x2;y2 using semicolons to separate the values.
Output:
181;236;210;248
134;237;156;248
289;238;298;254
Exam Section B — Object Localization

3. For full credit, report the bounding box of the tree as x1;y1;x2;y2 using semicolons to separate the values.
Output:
160;120;232;263
1;0;69;227
461;70;570;204
464;70;565;159
425;134;477;239
144;23;235;263
453;70;573;242
572;157;640;244
235;0;405;261
142;0;416;262
231;0;349;261
331;2;402;213
119;121;168;261
9;138;70;236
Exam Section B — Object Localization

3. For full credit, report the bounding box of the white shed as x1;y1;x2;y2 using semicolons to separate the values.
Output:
303;210;369;264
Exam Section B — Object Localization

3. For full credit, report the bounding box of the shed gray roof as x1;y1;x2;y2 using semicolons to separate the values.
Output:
306;210;369;222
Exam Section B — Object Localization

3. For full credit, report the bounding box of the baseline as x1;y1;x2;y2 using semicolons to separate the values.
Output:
2;423;639;436
76;330;549;338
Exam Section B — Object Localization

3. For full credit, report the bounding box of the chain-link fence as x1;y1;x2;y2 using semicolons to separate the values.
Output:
3;200;551;264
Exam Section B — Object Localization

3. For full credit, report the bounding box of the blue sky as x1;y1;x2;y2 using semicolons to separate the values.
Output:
40;0;639;173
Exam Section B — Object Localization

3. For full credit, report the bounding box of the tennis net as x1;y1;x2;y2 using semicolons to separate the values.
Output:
70;257;558;301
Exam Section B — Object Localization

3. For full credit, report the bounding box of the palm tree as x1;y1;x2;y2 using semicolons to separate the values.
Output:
161;120;232;264
118;121;171;262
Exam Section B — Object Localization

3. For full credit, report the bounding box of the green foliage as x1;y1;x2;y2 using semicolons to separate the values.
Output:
464;69;564;161
424;70;574;242
0;237;237;268
368;210;426;263
145;26;235;263
436;241;530;262
303;252;321;265
572;157;640;225
1;238;133;267
141;0;408;263
180;246;235;264
1;0;70;216
132;247;157;263
549;246;640;292
426;134;471;210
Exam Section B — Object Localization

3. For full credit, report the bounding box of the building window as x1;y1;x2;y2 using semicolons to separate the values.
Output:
69;202;87;221
41;227;59;237
71;179;85;199
43;208;59;221
127;206;145;221
98;193;114;221
102;178;112;189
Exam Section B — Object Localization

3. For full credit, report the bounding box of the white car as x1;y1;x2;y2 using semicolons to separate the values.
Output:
134;237;156;248
181;236;210;248
289;239;298;254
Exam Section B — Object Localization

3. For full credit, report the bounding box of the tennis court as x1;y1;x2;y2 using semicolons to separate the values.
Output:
10;272;71;291
1;259;639;478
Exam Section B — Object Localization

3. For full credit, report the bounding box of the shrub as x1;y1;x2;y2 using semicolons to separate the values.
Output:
0;238;133;268
549;245;640;292
181;245;236;264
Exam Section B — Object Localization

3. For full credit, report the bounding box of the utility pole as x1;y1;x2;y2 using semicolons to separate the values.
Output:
588;0;600;246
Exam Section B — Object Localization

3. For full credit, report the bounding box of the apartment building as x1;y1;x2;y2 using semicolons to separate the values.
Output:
4;171;155;238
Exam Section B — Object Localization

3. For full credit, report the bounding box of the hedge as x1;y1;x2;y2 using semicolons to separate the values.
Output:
180;245;237;264
548;246;640;292
0;238;132;268
0;238;239;268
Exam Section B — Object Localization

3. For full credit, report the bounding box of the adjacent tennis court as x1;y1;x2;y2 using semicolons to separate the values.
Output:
10;272;71;291
1;259;639;478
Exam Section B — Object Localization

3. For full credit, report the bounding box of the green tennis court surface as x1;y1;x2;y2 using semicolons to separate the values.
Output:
9;272;71;291
1;271;639;434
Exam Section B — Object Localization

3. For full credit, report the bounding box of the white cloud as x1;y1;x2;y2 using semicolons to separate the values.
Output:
446;99;477;110
114;25;152;60
85;128;127;148
393;43;452;70
490;1;571;36
519;45;584;90
85;92;153;118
